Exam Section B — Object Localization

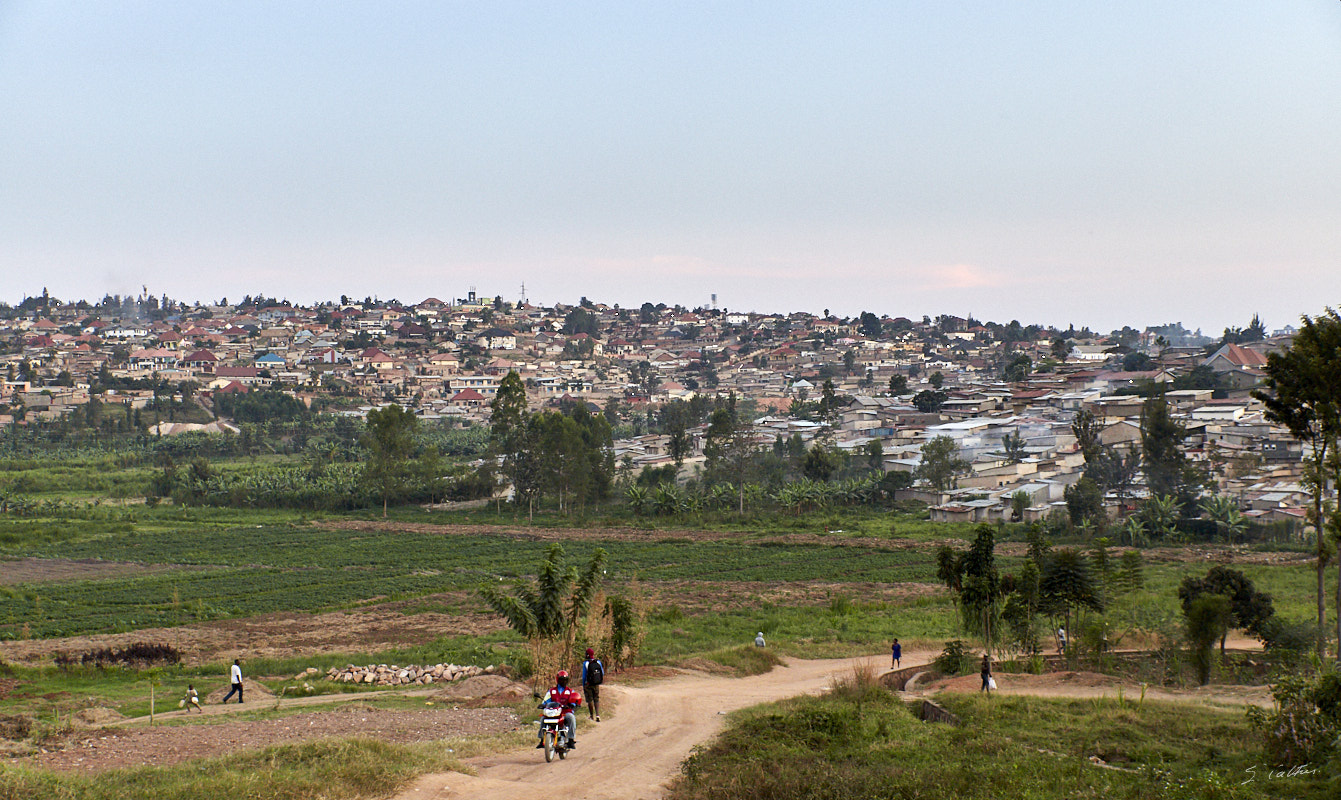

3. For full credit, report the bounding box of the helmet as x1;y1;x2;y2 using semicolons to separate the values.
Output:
556;670;569;687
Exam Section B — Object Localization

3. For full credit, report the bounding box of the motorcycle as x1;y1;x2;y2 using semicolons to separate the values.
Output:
538;699;573;762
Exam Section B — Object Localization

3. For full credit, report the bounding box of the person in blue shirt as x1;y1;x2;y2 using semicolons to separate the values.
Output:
891;639;902;668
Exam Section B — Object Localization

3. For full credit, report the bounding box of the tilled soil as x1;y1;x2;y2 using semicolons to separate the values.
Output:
26;704;523;773
0;558;207;586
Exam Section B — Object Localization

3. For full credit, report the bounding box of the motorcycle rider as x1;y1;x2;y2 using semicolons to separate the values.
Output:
536;670;582;750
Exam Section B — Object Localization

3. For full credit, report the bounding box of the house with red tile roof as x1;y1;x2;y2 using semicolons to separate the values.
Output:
1203;343;1268;373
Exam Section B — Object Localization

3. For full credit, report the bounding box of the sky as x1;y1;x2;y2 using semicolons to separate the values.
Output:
2;2;1339;334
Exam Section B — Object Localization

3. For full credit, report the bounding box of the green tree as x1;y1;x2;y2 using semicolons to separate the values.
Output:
1178;566;1276;655
362;404;419;517
1001;430;1027;463
864;439;884;474
1184;594;1231;686
929;371;944;389
490;371;536;514
912;389;946;413
533;411;590;514
561;307;598;336
1064;476;1105;531
1140;393;1199;502
1088;446;1141;510
916;436;970;492
820;379;838;420
888;374;908;395
478;543;607;693
1040;548;1103;650
1003;353;1031;382
961;525;1003;651
1010;490;1031;522
703;397;758;514
1071;409;1104;465
1254;308;1341;659
802;443;842;482
568;402;616;509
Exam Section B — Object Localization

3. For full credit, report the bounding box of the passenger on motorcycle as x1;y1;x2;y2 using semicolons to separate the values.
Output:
536;670;582;749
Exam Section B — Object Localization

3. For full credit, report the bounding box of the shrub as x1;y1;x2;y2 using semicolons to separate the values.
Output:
935;640;973;675
54;642;181;669
1247;671;1341;767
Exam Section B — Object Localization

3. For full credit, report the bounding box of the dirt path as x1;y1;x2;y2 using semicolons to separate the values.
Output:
394;653;895;800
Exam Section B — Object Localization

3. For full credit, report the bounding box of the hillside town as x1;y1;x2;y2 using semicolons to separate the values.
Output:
0;289;1310;531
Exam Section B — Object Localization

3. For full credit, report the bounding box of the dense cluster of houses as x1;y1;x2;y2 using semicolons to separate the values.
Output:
0;293;1310;529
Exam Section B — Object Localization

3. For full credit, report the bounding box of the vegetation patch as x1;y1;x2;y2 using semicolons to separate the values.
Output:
689;645;784;676
670;687;1334;800
0;737;465;800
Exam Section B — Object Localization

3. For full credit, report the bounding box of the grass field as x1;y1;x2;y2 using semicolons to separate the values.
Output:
1;455;1334;800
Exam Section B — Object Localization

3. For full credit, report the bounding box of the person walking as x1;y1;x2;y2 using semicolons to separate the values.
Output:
222;659;244;704
980;653;993;694
581;647;604;722
891;638;902;669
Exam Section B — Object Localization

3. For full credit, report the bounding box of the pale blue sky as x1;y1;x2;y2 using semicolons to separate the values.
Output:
2;2;1339;332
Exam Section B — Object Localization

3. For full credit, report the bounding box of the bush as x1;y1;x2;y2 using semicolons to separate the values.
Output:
934;640;973;675
54;642;181;669
1259;616;1316;664
1247;671;1341;767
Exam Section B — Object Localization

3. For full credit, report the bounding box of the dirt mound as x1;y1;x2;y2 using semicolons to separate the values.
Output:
0;714;32;740
434;674;530;701
203;680;275;704
73;707;126;726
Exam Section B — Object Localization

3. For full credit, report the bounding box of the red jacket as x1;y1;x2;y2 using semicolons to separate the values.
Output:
544;686;582;710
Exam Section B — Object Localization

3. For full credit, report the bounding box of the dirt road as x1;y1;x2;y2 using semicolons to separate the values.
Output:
394;653;892;800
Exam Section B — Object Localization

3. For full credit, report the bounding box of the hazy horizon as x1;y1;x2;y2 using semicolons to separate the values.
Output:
3;2;1339;333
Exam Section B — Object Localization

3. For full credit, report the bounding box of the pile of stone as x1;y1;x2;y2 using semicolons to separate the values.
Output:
315;663;496;687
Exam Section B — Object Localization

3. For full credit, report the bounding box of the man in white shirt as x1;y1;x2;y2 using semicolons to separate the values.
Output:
222;659;244;703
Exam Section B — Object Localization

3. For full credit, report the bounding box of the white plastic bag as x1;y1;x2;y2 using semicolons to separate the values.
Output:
987;677;997;690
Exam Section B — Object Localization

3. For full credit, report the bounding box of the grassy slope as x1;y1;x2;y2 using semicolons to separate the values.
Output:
0;738;465;800
668;682;1334;800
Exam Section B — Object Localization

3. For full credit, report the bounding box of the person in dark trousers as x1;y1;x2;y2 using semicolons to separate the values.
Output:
536;670;581;749
980;653;992;693
891;639;902;668
222;659;244;703
581;647;604;722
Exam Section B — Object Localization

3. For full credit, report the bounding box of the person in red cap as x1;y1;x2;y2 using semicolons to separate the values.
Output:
536;670;582;749
581;647;604;721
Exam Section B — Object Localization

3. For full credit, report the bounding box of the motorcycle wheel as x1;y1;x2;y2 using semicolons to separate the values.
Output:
558;741;566;760
544;730;555;763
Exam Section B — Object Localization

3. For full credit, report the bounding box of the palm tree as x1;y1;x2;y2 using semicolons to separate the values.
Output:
479;544;608;693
